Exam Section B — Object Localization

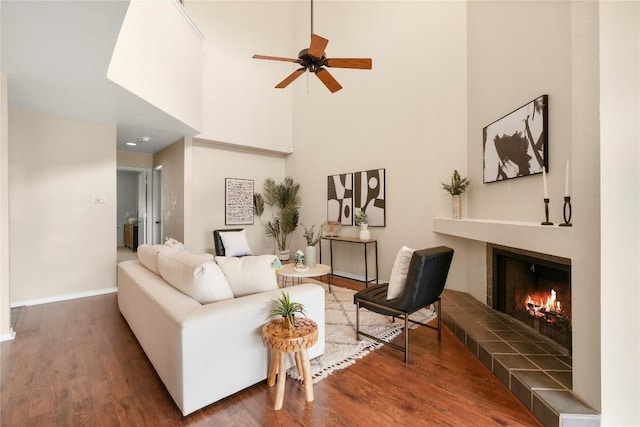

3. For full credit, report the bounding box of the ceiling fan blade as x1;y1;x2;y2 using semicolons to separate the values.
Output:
315;68;342;93
308;34;329;58
325;58;372;70
252;54;299;63
275;68;306;89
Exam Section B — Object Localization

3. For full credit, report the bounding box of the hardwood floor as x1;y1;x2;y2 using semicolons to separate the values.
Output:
1;277;541;426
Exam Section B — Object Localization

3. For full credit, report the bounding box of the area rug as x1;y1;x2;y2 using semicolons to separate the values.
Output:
287;282;436;383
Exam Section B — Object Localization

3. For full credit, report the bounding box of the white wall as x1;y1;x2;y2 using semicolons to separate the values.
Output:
117;150;153;169
286;1;468;286
153;138;185;245
466;0;602;411
599;1;640;424
108;0;203;132
0;74;12;340
186;1;294;153
188;140;286;255
8;110;117;304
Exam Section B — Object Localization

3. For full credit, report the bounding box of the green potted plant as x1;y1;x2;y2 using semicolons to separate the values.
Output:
266;292;306;331
353;210;370;240
302;224;324;268
254;177;301;261
441;170;470;219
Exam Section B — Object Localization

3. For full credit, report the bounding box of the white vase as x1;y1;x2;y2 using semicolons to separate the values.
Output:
304;246;316;268
359;224;371;241
452;195;462;219
277;249;290;261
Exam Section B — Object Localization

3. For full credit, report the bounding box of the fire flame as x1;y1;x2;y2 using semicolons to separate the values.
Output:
524;289;562;320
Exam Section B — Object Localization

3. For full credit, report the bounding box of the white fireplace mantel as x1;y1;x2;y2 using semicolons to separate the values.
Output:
433;217;573;259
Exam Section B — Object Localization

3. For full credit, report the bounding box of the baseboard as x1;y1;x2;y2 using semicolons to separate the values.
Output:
332;270;386;284
10;287;118;308
0;328;16;342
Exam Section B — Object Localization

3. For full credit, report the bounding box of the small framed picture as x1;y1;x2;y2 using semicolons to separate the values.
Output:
225;178;254;225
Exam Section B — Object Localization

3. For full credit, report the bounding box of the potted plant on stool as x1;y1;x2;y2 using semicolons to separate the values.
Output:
441;170;470;219
267;292;306;331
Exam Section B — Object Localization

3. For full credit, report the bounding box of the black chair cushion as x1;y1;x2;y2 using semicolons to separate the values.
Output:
354;246;454;316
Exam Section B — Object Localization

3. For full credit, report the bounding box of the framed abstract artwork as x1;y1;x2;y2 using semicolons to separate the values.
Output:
483;95;548;183
225;178;254;225
327;173;353;225
354;168;386;227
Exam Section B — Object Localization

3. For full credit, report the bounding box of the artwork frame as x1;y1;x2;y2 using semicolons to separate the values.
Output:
327;173;353;225
354;168;386;227
483;95;548;184
225;178;254;225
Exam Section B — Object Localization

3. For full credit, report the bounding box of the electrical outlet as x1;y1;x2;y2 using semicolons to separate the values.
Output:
91;194;106;204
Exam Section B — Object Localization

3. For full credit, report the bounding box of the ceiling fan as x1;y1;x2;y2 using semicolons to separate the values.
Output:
252;0;372;93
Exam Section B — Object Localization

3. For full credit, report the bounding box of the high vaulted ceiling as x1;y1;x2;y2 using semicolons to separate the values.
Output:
1;0;198;154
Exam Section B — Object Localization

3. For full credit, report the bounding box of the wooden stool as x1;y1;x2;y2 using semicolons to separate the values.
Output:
261;318;318;410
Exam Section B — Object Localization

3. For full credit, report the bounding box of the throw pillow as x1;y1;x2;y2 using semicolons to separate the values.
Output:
164;237;185;251
215;255;279;297
157;250;233;304
387;246;414;300
219;230;253;257
136;244;166;275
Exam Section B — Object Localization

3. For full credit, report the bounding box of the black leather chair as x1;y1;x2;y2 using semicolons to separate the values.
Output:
212;228;243;256
354;246;454;363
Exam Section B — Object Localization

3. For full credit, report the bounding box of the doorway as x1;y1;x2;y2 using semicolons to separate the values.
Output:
117;167;152;262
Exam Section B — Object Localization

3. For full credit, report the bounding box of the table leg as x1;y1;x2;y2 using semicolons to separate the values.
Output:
327;273;332;294
301;350;314;402
267;350;278;387
294;351;303;376
275;351;286;410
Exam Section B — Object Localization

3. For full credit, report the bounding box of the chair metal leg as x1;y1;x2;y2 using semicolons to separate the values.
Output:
356;301;361;340
404;314;409;363
437;299;442;341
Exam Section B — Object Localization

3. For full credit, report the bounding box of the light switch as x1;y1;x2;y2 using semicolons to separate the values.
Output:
91;194;106;204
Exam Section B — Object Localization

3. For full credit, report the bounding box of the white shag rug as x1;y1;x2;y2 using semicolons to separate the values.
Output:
287;282;436;383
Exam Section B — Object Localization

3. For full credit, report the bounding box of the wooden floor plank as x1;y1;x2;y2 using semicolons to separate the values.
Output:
1;279;542;426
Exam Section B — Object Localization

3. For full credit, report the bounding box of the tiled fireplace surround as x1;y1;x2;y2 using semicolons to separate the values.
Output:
433;219;600;427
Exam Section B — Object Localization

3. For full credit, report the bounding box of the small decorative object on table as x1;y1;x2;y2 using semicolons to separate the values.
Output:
302;224;323;268
354;210;370;240
124;210;139;224
293;250;308;272
266;291;306;331
323;221;341;237
441;170;470;220
559;161;572;227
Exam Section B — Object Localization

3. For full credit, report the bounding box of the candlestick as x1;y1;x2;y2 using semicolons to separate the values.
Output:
542;166;549;199
541;198;553;225
564;161;570;197
559;196;572;227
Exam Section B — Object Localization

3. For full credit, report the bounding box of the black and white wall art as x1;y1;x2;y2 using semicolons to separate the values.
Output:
225;178;254;225
327;173;353;225
483;95;548;183
354;168;386;227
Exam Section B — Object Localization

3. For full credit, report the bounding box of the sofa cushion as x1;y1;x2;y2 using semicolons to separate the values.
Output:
137;245;213;276
218;230;253;257
387;246;414;300
137;244;166;275
215;255;279;297
157;251;233;304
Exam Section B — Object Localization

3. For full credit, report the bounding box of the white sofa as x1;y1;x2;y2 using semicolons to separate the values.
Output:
117;247;325;416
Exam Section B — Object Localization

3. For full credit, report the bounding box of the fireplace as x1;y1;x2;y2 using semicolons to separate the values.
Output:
490;245;572;352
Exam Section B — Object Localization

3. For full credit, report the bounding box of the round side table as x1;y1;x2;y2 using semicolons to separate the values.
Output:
261;317;318;410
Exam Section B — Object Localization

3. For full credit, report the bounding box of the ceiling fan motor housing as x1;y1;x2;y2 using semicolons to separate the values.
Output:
298;48;326;72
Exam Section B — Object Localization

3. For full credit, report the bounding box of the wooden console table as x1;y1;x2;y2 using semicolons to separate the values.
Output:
124;224;139;252
319;236;378;287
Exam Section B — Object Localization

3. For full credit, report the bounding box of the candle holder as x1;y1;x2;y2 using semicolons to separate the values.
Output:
541;198;553;225
559;196;572;227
